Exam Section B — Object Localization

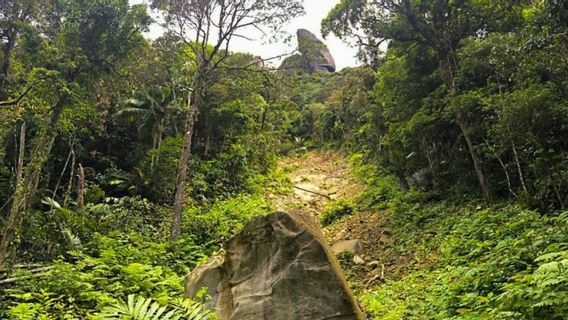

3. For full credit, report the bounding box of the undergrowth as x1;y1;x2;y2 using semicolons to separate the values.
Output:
320;199;355;226
0;168;287;319
349;153;568;319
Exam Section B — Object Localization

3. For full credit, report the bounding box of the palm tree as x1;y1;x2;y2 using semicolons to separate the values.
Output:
114;89;182;171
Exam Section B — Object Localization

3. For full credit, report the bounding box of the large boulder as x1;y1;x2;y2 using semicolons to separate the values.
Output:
280;29;336;73
185;211;364;320
184;254;224;305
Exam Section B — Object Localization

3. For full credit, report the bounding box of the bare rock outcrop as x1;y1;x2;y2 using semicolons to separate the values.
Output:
280;29;336;73
185;211;364;320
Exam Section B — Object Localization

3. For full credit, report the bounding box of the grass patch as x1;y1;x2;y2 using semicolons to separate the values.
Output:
320;199;355;226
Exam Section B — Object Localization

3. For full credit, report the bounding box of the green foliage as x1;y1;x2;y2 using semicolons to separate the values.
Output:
320;199;355;226
184;194;272;246
2;0;568;319
316;0;568;210
97;294;215;320
361;203;568;320
284;68;377;147
140;136;183;203
3;232;209;319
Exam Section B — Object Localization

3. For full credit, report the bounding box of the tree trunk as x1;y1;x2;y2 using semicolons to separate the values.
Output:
150;132;157;171
511;139;528;194
439;50;493;204
171;77;203;241
0;97;67;265
552;181;565;210
423;140;438;191
15;121;26;186
495;151;517;199
63;149;76;207
456;112;492;203
155;120;164;167
76;163;85;214
52;144;73;199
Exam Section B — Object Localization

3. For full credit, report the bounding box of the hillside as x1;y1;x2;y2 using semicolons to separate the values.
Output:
279;151;568;320
1;0;568;319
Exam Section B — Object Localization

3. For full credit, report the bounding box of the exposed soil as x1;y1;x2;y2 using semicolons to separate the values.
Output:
271;150;405;292
272;149;363;216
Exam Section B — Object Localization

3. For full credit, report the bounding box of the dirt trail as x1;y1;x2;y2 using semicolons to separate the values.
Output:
272;150;363;217
271;150;393;291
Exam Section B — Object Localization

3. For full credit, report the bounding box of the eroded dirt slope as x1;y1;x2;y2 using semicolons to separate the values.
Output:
271;150;412;293
272;150;363;216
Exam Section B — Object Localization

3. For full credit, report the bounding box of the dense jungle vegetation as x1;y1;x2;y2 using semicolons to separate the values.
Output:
0;0;567;319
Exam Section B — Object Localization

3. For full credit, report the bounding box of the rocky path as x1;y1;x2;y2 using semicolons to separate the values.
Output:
271;150;393;292
271;150;363;217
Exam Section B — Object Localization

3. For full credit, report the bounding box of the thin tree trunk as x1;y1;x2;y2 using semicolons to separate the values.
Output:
155;120;164;167
0;97;67;265
456;113;492;203
171;78;203;241
63;149;76;207
76;164;85;214
424;145;438;191
511;139;528;194
15;121;26;186
552;182;565;210
52;144;73;199
150;132;157;171
496;152;517;199
440;50;492;204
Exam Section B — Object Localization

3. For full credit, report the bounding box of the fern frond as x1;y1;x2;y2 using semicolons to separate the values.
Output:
171;298;216;320
96;295;214;320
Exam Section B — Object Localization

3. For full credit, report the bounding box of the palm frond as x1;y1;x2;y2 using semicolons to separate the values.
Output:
97;295;181;320
114;107;150;124
171;298;216;320
62;228;82;250
124;98;146;108
97;295;215;320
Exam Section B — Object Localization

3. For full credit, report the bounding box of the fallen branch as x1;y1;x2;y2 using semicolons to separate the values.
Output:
0;266;53;285
292;185;332;200
0;263;44;272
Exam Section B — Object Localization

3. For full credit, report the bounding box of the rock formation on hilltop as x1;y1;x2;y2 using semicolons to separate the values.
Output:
280;29;336;73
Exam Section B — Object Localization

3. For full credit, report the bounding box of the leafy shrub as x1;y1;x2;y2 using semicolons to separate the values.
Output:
349;153;409;210
188;142;277;204
3;232;209;319
183;194;272;246
361;205;568;320
97;294;215;320
16;196;172;263
320;199;355;226
139;135;184;203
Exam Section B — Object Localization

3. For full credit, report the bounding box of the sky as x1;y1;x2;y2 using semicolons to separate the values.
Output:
133;0;359;70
